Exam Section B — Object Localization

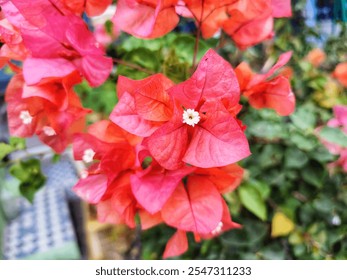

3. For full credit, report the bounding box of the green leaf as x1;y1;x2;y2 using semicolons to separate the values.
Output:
117;48;160;79
319;126;347;148
301;162;326;188
0;143;14;161
290;132;318;151
284;147;309;168
9;159;46;203
76;80;117;115
239;184;267;221
290;104;316;131
248;121;288;140
172;35;210;64
9;137;26;150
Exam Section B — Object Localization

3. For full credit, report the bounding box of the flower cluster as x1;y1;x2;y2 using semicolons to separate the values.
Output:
0;0;112;152
114;0;292;49
0;0;296;258
73;50;249;257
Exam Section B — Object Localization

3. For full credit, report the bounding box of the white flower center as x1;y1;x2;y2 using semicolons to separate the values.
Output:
43;126;56;136
182;108;200;127
19;110;33;125
82;148;95;163
80;170;89;179
211;222;223;235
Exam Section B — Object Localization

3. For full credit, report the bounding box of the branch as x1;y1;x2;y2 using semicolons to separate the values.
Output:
113;58;155;75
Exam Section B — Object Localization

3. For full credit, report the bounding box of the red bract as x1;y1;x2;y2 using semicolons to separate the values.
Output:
161;178;223;234
0;0;112;87
180;0;236;38
110;74;174;137
0;18;28;67
72;120;140;227
5;73;89;153
163;199;240;258
113;0;179;39
61;0;112;17
145;50;250;169
130;163;195;214
223;0;292;49
235;51;295;116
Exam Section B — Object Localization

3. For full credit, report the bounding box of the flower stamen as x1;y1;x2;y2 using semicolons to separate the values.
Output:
82;148;96;163
183;108;200;127
19;110;33;125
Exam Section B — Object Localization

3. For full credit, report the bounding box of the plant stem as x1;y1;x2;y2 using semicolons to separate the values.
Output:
192;26;201;71
191;0;205;72
113;58;155;75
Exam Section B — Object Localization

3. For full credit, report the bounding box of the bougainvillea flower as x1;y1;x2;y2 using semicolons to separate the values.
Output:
73;120;139;164
0;18;28;67
110;74;174;137
77;171;138;228
235;51;295;116
113;0;179;39
333;62;347;88
0;0;112;87
144;50;250;169
163;200;240;258
61;0;112;17
223;0;291;49
6;73;89;153
72;120;138;205
72;125;139;227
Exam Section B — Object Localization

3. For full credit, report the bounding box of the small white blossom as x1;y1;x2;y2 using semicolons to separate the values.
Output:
182;108;200;127
19;110;33;125
43;126;56;136
211;222;223;235
331;215;341;226
82;148;96;163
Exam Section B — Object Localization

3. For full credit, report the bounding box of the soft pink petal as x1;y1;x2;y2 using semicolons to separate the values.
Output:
169;49;240;109
145;116;188;170
163;230;188;259
183;102;250;168
130;165;194;214
271;0;292;18
162;178;223;234
248;76;295;116
110;91;161;137
79;54;112;87
73;174;108;204
97;199;124;225
134;74;174;121
23;58;75;85
139;210;163;230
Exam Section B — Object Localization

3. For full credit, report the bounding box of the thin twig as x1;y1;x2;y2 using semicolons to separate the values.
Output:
191;0;205;71
113;58;155;75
